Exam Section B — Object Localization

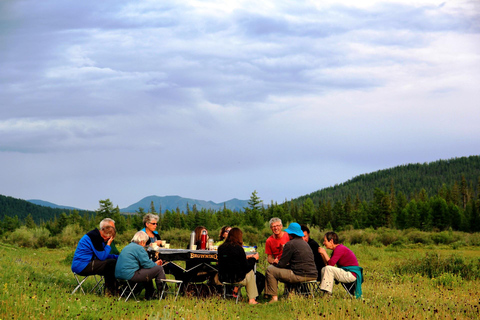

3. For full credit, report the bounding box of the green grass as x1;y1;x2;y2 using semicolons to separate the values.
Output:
1;242;480;319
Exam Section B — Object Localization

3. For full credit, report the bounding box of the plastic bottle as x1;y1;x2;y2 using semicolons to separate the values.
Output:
200;230;207;250
208;238;214;250
189;231;196;250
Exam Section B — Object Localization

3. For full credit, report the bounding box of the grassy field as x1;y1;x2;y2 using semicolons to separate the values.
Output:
1;242;479;320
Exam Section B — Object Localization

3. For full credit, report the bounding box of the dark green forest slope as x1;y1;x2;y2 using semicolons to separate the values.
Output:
0;194;94;225
292;156;480;206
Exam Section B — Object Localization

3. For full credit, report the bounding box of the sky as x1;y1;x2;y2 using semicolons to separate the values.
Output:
1;0;479;211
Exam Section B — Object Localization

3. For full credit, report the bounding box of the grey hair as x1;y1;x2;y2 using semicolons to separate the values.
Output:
131;231;149;244
143;213;160;226
269;217;282;227
99;218;115;230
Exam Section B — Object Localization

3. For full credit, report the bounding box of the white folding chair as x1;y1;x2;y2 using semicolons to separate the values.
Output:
158;279;183;301
118;280;139;302
71;273;104;295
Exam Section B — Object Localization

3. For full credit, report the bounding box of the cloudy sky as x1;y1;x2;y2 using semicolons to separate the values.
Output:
1;0;479;211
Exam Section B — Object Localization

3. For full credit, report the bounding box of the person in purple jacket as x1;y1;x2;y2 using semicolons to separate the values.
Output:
318;231;363;298
71;218;119;296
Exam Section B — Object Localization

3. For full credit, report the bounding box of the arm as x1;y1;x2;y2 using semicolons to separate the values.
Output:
318;247;330;265
137;247;157;269
267;254;279;265
88;237;113;261
277;243;293;269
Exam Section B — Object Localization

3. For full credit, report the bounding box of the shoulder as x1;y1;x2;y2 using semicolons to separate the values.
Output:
308;238;319;248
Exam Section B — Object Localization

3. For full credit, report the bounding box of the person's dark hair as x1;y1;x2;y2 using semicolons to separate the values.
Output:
219;225;231;241
194;226;206;243
300;225;310;234
324;231;339;244
224;227;243;246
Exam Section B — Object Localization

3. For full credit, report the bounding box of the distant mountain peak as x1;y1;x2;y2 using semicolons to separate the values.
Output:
119;195;249;213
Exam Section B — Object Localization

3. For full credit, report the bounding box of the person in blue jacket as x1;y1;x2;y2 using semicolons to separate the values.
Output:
115;231;166;300
71;218;119;295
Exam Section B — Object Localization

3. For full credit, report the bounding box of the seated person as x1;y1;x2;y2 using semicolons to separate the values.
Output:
218;227;259;305
301;225;326;281
265;222;317;303
215;225;231;246
141;213;162;247
318;231;363;298
71;218;119;295
115;231;166;300
265;217;290;265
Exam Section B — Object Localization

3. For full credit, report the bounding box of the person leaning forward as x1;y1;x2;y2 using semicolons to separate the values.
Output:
265;222;318;303
115;231;166;300
71;218;119;296
318;231;363;298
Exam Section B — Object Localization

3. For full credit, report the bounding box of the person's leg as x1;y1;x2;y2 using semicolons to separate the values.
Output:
265;265;295;302
238;270;258;303
79;259;117;294
320;266;355;294
130;266;166;299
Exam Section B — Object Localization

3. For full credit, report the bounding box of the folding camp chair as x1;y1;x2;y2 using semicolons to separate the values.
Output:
221;282;245;304
341;281;356;298
118;280;139;302
283;280;318;298
71;273;104;295
159;279;183;301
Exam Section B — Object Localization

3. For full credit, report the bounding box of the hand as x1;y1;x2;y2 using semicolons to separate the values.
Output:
107;237;114;246
273;257;279;264
156;240;162;246
319;247;327;255
155;259;163;265
248;253;260;260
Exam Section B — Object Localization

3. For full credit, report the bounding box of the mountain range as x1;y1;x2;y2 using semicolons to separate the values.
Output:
119;195;249;213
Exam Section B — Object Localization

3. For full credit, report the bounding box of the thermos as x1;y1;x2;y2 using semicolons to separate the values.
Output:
200;230;207;250
189;231;196;249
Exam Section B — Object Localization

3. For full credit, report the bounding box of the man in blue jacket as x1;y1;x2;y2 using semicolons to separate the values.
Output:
72;218;119;295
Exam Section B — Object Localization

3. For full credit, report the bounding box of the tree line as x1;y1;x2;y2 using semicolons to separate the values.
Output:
1;156;479;235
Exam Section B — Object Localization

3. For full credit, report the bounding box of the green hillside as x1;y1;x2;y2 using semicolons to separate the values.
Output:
0;194;94;224
292;155;480;206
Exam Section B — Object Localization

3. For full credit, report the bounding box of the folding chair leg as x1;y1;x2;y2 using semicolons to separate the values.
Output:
72;274;89;295
118;281;138;302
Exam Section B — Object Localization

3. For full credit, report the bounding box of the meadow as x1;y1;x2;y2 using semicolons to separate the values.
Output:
1;235;480;320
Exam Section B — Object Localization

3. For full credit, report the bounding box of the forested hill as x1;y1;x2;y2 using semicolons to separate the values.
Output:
292;155;480;206
0;194;94;224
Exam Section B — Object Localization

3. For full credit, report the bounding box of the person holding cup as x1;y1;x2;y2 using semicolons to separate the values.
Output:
141;213;162;247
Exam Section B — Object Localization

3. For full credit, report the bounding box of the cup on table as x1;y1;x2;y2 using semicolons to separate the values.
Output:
191;244;197;250
165;243;170;249
161;240;166;247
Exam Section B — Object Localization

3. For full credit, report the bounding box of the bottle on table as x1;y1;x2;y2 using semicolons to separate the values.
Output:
190;231;196;249
200;230;207;250
208;238;214;250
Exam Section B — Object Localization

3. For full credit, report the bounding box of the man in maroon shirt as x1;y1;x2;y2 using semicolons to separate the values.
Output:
318;231;363;297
